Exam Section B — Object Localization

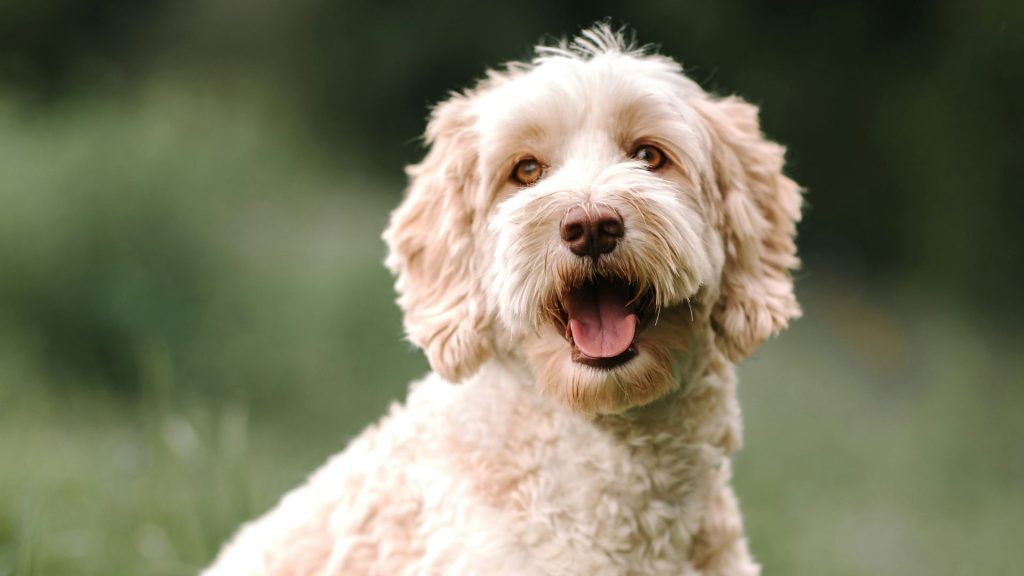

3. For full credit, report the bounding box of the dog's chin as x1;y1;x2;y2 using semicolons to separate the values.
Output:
529;338;678;414
523;280;694;414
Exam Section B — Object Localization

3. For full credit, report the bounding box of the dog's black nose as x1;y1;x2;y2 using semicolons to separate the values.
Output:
560;205;624;257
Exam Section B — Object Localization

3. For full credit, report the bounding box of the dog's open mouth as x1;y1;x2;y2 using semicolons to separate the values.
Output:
555;277;654;369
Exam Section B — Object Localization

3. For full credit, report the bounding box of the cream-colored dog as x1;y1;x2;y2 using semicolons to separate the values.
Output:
205;25;801;575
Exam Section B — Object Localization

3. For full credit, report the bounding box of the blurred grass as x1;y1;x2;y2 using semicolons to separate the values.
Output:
736;278;1024;575
0;87;1021;575
0;85;426;574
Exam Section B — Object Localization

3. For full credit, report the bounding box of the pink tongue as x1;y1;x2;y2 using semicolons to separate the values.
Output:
566;282;638;359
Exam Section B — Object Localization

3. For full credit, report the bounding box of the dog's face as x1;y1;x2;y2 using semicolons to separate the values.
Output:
385;28;802;414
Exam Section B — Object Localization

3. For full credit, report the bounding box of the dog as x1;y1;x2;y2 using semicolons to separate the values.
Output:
204;24;802;575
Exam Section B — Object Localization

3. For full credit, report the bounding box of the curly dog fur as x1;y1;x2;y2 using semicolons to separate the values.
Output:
205;25;802;575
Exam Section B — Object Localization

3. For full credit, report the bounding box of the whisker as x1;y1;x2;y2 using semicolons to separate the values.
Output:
624;189;649;226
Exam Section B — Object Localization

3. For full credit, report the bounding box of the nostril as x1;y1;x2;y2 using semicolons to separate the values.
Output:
598;218;624;240
560;220;586;244
560;206;588;247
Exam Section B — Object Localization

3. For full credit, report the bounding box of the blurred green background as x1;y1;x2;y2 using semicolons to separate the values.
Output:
1;1;1022;574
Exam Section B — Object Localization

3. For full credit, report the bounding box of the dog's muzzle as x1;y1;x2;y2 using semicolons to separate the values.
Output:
553;204;655;369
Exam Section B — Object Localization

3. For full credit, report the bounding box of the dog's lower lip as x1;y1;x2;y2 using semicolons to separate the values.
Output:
572;343;637;369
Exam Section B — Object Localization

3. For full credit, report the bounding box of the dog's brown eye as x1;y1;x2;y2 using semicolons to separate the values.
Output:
632;144;667;170
512;158;544;186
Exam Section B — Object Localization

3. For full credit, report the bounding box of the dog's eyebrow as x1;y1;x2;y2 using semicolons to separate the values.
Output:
495;119;548;147
612;96;679;144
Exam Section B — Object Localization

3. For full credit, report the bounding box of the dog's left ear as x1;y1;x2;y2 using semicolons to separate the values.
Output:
694;96;803;361
384;94;493;382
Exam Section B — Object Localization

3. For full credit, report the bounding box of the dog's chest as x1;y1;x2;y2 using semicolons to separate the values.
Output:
445;375;725;574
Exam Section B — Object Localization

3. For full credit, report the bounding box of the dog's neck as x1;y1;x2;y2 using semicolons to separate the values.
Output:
489;343;742;456
594;349;742;454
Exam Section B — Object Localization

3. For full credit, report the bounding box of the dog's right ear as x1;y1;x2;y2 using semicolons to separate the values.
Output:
383;95;493;382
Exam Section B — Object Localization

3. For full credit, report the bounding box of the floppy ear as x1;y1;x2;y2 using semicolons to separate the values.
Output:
694;96;803;361
383;95;493;381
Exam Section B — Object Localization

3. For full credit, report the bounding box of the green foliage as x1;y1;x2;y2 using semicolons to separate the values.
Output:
0;86;423;400
0;86;428;574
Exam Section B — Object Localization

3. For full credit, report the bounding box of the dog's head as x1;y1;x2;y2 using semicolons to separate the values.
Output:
385;26;802;414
